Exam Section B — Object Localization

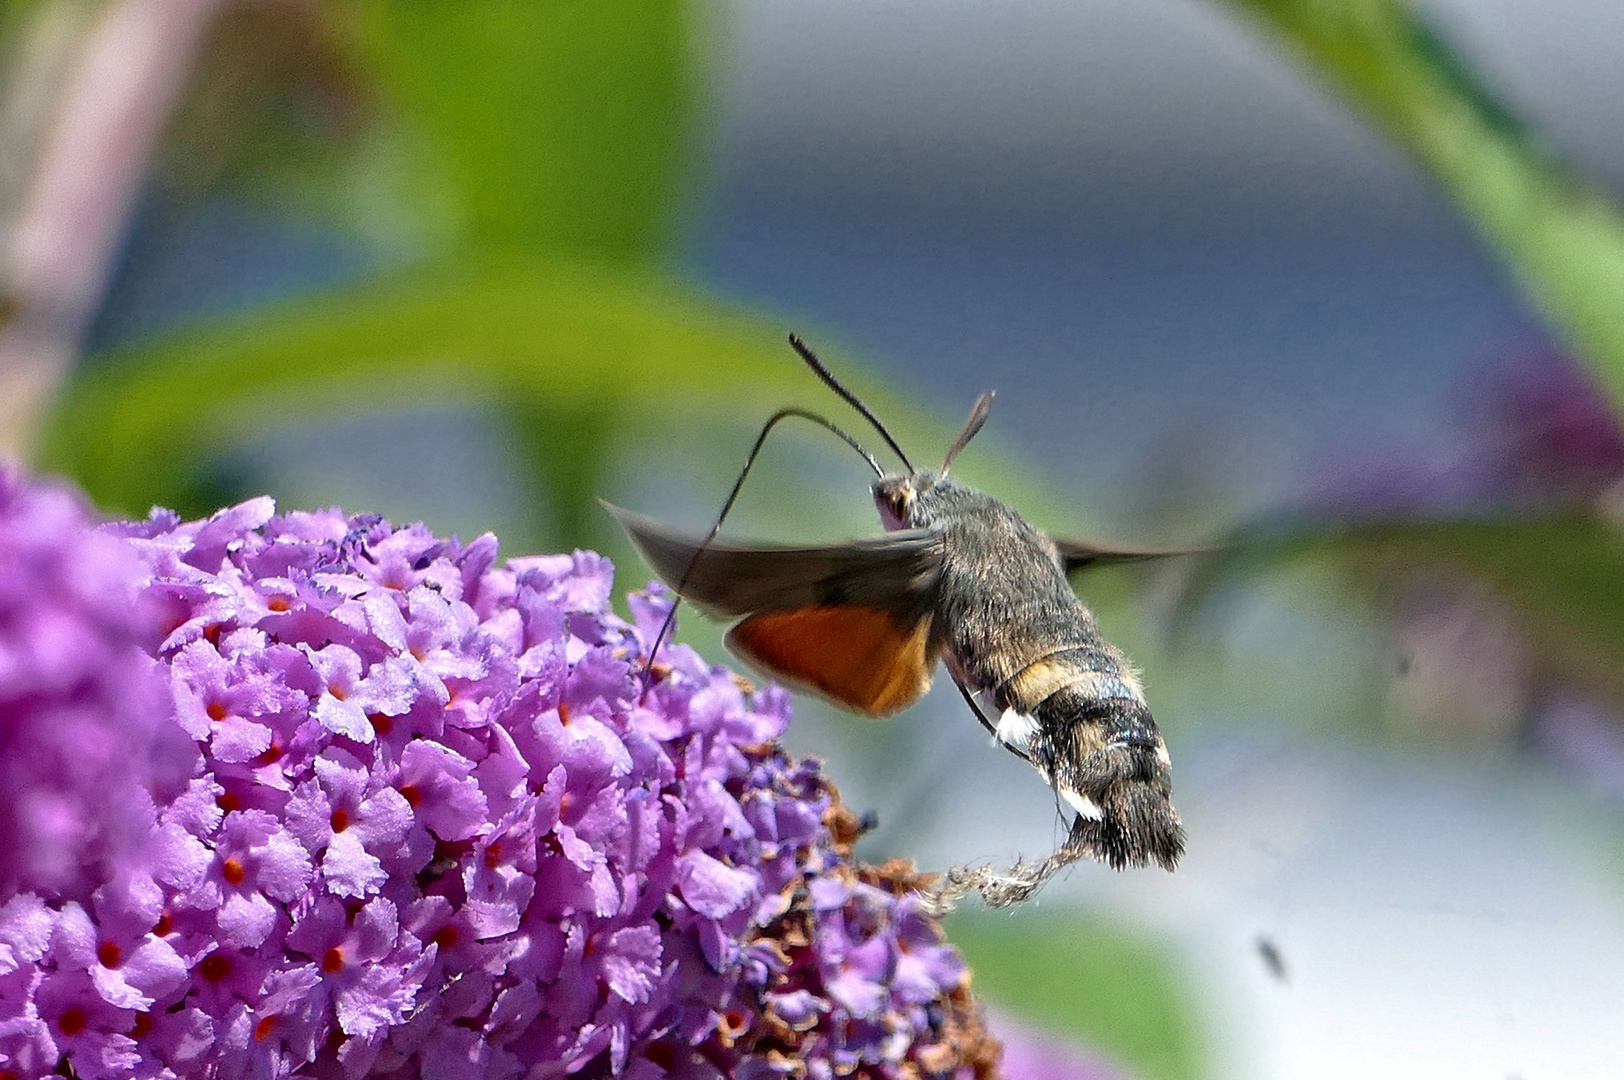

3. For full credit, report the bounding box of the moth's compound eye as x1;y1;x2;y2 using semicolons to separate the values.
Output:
873;482;913;529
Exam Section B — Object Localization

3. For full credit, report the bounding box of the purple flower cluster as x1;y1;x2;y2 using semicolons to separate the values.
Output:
0;476;999;1079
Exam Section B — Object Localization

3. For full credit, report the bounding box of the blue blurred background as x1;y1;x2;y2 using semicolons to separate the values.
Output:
6;1;1624;1077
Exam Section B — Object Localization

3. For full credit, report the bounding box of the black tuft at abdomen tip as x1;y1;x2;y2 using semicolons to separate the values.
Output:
1067;783;1184;871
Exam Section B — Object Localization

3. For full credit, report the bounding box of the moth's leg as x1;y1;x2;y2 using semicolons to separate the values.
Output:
950;673;1032;764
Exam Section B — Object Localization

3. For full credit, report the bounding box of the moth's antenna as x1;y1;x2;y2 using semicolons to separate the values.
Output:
941;391;993;474
788;333;915;473
643;406;883;688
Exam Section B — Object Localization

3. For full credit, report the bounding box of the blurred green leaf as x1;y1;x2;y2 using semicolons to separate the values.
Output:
40;261;1014;554
40;262;799;534
1182;513;1624;702
341;0;692;263
0;0;52;45
1223;0;1624;413
948;911;1203;1080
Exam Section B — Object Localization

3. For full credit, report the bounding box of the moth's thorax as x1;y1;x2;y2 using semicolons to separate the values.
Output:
918;479;1119;691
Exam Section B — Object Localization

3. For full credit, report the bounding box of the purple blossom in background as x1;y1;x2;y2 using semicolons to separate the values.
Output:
1305;348;1624;517
0;468;196;901
1471;348;1624;504
0;472;1005;1079
1296;349;1624;758
991;1017;1130;1080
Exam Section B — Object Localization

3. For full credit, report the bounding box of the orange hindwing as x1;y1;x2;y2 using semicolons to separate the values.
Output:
725;605;935;717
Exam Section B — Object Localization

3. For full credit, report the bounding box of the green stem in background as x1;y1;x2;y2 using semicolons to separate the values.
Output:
1224;0;1624;411
502;396;619;552
342;0;693;265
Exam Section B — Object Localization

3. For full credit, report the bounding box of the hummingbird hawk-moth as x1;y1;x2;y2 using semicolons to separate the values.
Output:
607;335;1186;907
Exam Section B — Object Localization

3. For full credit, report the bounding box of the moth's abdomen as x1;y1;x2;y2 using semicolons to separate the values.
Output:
1003;649;1184;871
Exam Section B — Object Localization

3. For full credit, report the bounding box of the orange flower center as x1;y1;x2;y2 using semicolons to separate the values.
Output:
200;953;231;982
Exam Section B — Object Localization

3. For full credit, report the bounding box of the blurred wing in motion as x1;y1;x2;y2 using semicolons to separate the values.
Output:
1052;535;1216;576
604;502;946;715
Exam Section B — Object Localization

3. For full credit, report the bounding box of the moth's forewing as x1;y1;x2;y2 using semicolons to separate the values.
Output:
604;501;944;714
602;502;943;616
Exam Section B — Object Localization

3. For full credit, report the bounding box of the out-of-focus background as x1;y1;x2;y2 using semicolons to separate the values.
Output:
6;1;1624;1076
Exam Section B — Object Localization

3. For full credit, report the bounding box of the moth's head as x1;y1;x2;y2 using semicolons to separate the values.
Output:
784;334;994;530
872;469;943;530
871;388;995;531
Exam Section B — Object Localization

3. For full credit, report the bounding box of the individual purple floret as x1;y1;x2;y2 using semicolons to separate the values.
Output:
0;479;1001;1079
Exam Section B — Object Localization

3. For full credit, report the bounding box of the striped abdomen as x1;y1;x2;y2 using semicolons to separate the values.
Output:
971;639;1183;870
